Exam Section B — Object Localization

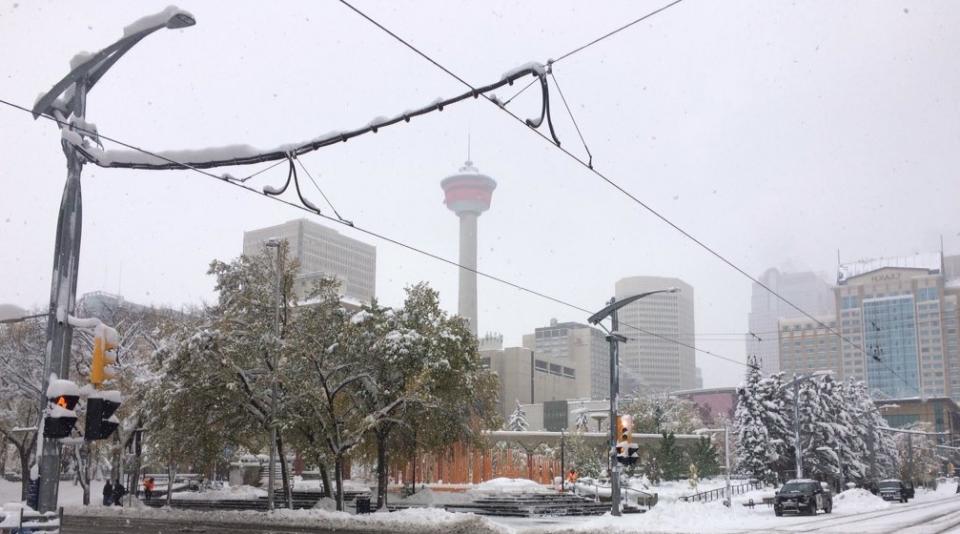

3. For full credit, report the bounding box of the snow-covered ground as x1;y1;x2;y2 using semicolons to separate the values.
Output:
3;478;958;533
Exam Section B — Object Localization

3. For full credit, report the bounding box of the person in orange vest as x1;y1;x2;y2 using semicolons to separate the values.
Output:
566;468;578;487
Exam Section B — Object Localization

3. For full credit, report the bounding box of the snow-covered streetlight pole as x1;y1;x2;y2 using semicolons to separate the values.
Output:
264;238;282;511
29;7;194;513
588;287;679;516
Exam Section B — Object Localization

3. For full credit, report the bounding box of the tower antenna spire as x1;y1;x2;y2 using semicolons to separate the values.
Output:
467;132;472;163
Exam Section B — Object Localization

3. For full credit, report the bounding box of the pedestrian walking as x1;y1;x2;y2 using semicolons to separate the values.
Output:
102;480;113;506
112;480;126;506
144;477;155;501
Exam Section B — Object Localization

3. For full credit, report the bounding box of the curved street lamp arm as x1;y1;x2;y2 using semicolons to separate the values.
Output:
587;288;678;325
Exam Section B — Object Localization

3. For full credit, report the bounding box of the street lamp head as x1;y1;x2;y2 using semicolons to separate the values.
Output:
666;287;680;293
166;12;196;29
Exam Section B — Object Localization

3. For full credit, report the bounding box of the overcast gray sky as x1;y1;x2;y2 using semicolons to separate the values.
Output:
1;1;958;388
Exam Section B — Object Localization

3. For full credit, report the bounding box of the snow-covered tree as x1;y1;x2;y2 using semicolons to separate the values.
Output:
688;436;721;479
0;317;45;499
734;360;779;483
893;422;943;486
623;393;703;434
507;400;529;432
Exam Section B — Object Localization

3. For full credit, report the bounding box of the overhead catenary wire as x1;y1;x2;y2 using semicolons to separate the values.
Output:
336;0;919;393
551;0;687;64
0;96;756;372
548;70;593;168
293;156;346;222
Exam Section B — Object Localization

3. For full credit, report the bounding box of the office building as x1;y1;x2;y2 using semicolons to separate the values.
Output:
747;268;834;374
836;253;960;399
778;315;843;378
522;319;610;400
243;219;376;303
772;253;960;401
480;346;578;421
615;276;697;394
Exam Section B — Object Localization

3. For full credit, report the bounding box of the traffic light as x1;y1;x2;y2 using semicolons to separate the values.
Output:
615;415;640;466
44;379;80;439
85;390;121;441
91;324;119;386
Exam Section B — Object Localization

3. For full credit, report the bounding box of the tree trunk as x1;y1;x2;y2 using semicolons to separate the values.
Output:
318;461;331;499
19;446;30;501
375;430;389;509
74;444;90;506
166;456;175;507
277;433;293;509
334;454;345;511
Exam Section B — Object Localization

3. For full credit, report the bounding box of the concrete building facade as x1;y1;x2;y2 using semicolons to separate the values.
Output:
243;219;376;303
480;346;578;421
522;319;610;400
747;268;834;375
615;276;697;394
778;315;843;378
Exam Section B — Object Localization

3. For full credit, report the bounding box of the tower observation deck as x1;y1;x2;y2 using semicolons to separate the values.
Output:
440;159;496;337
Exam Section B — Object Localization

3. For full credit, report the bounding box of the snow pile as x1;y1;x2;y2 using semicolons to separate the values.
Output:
175;484;265;501
394;488;474;507
553;499;784;533
312;497;337;511
472;478;544;493
63;504;508;534
832;488;890;513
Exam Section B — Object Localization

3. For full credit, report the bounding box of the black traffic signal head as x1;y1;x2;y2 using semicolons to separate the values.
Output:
85;392;122;441
44;379;80;439
44;394;80;439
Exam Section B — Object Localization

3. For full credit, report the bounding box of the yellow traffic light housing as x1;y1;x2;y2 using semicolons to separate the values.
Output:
90;324;118;386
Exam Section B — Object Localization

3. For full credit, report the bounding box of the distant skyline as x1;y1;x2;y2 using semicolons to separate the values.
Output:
2;1;959;388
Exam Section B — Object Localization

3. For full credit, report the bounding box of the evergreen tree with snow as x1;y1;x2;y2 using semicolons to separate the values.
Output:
734;357;779;483
507;400;529;431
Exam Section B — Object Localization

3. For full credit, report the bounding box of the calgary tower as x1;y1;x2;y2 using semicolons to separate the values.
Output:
440;151;496;337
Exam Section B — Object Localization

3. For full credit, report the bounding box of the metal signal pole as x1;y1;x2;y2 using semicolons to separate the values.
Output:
30;9;195;512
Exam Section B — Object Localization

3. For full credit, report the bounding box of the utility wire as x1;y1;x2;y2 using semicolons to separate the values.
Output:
293;156;346;222
501;77;538;107
0;96;756;372
549;70;593;168
0;313;47;325
337;0;918;393
552;0;687;64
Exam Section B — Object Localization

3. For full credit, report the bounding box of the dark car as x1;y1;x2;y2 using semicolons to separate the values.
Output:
774;479;833;516
878;479;913;502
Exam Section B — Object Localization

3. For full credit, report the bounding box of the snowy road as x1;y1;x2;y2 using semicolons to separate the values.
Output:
747;495;960;534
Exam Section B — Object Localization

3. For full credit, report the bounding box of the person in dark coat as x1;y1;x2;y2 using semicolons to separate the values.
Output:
102;480;113;506
112;480;126;506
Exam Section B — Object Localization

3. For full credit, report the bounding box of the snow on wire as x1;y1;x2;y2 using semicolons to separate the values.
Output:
62;63;555;171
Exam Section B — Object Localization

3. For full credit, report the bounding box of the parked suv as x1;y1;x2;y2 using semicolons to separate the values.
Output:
774;479;833;516
878;479;914;503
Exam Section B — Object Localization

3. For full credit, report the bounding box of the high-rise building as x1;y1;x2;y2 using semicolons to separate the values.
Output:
836;253;960;399
243;219;376;303
778;315;842;378
772;253;960;401
522;319;610;400
747;268;834;374
441;159;496;337
614;276;696;394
